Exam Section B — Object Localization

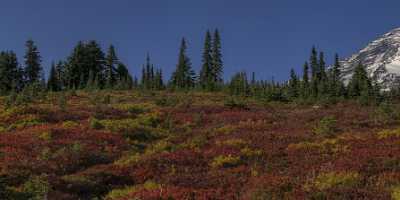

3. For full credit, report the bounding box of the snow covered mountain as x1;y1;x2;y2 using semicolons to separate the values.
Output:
341;27;400;90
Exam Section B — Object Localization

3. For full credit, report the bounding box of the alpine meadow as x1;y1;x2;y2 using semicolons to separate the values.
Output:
3;1;400;200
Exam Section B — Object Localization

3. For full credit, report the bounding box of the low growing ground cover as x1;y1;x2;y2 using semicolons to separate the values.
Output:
1;91;400;199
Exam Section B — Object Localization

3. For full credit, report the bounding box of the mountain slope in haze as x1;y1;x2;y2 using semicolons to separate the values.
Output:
341;27;400;89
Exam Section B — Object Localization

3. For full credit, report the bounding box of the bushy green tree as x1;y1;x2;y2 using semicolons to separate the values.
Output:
310;46;319;97
105;45;118;89
211;29;223;87
288;68;299;99
170;38;195;89
24;39;42;85
301;62;310;98
0;51;20;95
229;71;249;96
47;62;61;91
199;30;213;90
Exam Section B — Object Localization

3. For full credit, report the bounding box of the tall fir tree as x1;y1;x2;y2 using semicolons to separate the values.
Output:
115;63;133;90
47;62;60;91
85;70;96;90
229;71;249;96
66;41;86;89
170;38;195;89
0;51;20;94
288;68;299;99
310;46;319;97
105;45;118;89
199;30;213;90
302;62;310;98
330;53;343;97
318;51;328;95
348;62;372;98
85;40;105;86
141;65;146;88
24;39;42;85
211;29;223;87
55;61;66;90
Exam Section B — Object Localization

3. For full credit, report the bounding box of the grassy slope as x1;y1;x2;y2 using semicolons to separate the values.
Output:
0;91;400;199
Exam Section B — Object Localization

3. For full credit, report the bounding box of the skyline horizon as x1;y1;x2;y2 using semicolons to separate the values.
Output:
1;0;400;81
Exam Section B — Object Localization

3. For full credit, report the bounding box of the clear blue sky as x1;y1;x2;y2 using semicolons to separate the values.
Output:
1;0;400;81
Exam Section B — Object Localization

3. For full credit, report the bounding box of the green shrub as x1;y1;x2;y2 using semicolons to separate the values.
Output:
58;92;67;111
38;131;52;141
213;125;236;136
105;180;160;200
0;175;10;199
240;147;263;160
4;91;17;108
313;116;337;137
216;138;247;148
377;128;400;139
210;155;242;168
7;115;43;131
250;182;292;200
62;120;79;129
71;142;83;153
89;117;104;130
154;96;178;107
180;134;208;150
287;138;348;154
22;175;50;200
224;97;249;110
372;102;400;125
90;118;164;142
105;186;137;199
308;171;360;191
392;185;400;200
113;103;151;115
103;94;111;105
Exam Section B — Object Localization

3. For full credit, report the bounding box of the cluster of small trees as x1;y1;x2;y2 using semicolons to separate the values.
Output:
169;29;223;90
228;46;381;104
0;31;388;105
48;41;134;91
0;40;44;95
141;54;164;90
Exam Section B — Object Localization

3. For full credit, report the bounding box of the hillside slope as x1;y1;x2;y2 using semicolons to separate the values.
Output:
1;91;400;199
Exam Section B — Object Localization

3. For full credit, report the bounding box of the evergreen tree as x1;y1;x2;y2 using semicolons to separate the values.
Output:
66;41;86;89
115;63;133;90
317;51;328;95
170;38;195;89
24;39;42;85
330;53;342;97
150;65;155;89
310;46;319;97
229;71;249;96
141;65;146;88
199;30;213;90
348;62;372;98
105;45;118;89
154;69;164;90
55;61;66;90
211;29;223;87
288;68;299;99
85;40;105;87
301;62;310;98
85;70;96;91
47;62;60;91
0;51;20;94
142;54;153;89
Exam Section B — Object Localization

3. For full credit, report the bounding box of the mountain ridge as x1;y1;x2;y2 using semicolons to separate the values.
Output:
341;27;400;89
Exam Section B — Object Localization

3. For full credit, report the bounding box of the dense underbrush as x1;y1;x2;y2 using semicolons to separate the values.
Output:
1;91;400;199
